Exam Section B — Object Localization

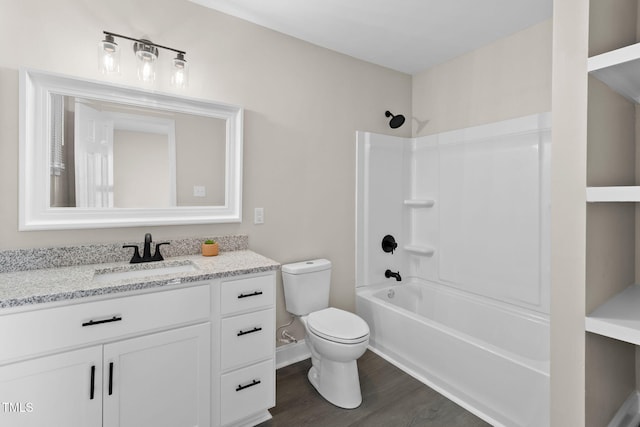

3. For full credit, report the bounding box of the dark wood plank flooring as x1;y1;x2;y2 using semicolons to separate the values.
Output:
258;350;491;427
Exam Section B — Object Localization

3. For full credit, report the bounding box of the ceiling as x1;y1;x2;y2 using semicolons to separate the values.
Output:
189;0;553;75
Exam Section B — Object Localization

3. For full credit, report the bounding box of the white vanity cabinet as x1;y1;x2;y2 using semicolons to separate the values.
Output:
216;273;276;427
0;284;211;427
0;267;278;427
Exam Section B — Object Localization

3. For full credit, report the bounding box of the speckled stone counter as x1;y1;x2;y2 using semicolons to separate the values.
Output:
0;235;249;274
0;240;280;309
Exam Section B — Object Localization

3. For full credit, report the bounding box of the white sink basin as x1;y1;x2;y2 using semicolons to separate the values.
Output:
93;262;198;283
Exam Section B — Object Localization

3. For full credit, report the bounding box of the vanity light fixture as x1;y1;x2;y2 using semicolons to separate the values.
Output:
99;31;188;87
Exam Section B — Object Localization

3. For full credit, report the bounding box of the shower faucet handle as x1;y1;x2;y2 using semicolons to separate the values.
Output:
382;235;398;254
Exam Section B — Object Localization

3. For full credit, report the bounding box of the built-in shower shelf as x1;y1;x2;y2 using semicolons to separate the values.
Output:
586;186;640;202
586;284;640;345
404;245;435;256
404;199;435;207
588;41;640;103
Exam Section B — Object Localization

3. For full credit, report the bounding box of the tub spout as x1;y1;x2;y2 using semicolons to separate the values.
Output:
385;269;402;281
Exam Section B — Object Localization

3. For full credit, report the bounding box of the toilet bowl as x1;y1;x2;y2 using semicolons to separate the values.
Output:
281;259;370;409
301;308;369;408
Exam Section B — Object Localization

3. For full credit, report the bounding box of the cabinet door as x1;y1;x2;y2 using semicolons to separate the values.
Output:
103;322;210;427
0;346;102;427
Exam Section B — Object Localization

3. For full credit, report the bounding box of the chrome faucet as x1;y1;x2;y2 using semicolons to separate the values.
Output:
385;269;402;281
123;233;170;264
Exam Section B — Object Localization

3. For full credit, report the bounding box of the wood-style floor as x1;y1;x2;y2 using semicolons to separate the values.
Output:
258;350;491;427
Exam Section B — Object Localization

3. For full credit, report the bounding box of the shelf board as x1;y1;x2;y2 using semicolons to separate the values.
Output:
404;245;435;256
588;42;640;103
586;186;640;202
586;284;640;345
404;199;435;207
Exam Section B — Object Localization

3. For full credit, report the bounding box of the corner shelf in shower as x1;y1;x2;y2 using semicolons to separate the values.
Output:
404;199;435;207
586;284;640;345
588;41;640;103
586;186;640;202
404;245;435;256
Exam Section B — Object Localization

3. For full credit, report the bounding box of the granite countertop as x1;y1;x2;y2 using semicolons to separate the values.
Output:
0;250;280;309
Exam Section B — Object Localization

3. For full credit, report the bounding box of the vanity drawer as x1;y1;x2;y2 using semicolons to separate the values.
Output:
0;285;210;363
221;308;274;371
220;274;274;316
220;359;275;426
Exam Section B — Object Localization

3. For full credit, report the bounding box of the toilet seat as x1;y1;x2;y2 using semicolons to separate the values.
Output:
307;307;370;344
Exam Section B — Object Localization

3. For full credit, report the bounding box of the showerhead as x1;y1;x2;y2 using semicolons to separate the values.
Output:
385;110;405;129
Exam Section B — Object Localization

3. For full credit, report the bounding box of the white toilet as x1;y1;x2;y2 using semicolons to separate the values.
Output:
281;259;370;409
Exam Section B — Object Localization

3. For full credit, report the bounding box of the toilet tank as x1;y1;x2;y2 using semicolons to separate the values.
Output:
281;259;331;316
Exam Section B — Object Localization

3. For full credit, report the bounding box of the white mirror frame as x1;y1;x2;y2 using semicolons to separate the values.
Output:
19;69;243;230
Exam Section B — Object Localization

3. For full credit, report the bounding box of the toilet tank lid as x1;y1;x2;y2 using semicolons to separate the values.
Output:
281;259;331;274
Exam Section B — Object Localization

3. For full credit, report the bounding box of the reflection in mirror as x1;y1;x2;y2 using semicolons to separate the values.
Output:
21;69;243;230
49;96;226;208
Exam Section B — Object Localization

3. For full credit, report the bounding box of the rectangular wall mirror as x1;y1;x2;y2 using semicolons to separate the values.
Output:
20;69;243;230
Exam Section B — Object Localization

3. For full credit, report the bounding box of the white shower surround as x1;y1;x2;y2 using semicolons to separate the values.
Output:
355;113;551;426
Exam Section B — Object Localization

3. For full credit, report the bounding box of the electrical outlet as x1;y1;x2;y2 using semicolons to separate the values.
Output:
254;207;264;224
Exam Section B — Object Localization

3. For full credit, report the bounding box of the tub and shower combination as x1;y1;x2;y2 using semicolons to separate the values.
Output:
355;113;551;426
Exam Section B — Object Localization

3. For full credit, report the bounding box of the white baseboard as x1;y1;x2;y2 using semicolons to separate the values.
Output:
275;340;310;369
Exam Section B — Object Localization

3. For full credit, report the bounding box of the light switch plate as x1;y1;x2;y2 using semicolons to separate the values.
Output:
254;208;264;224
193;185;206;197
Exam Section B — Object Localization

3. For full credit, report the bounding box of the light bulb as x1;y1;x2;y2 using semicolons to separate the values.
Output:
98;34;120;74
139;58;155;82
134;41;158;83
171;53;189;88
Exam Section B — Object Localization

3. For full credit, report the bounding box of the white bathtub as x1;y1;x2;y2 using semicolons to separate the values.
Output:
356;280;550;427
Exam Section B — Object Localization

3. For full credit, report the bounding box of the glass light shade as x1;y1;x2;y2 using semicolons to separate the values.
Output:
134;42;158;83
98;37;120;74
171;54;189;88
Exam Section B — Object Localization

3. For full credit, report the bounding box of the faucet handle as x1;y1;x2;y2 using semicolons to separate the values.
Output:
152;242;170;261
382;235;398;254
123;245;142;263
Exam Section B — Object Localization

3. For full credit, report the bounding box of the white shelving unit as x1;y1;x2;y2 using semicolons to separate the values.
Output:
587;34;640;427
587;38;640;331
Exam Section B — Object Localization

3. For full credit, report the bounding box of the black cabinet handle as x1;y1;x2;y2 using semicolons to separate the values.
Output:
82;316;122;327
237;291;263;299
90;365;95;400
236;379;261;392
237;326;262;337
108;362;114;396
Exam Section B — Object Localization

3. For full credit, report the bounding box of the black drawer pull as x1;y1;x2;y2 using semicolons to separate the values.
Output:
237;326;262;337
90;365;95;400
82;316;122;327
108;362;114;395
237;291;263;299
236;379;261;392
